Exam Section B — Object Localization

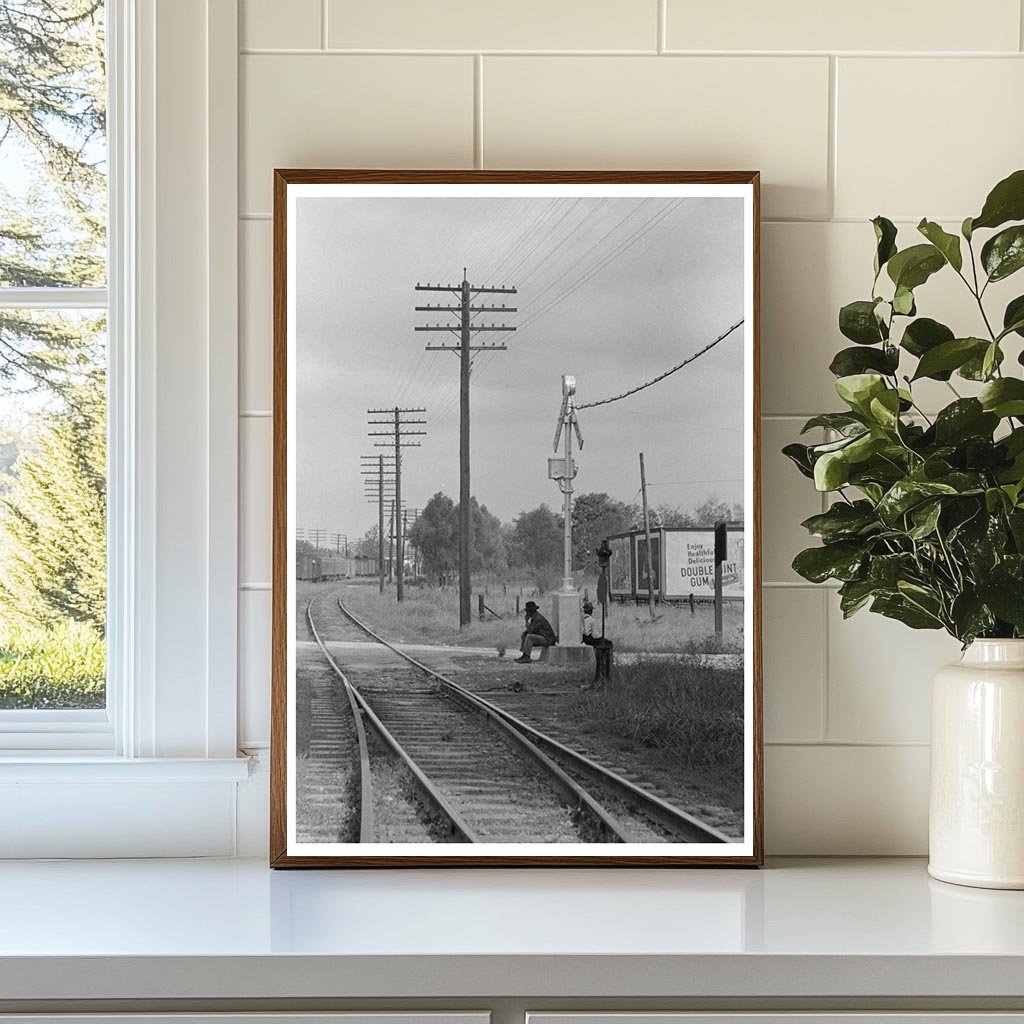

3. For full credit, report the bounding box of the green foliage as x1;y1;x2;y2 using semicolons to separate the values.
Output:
509;503;564;588
787;170;1024;643
1;1;107;395
0;376;106;632
571;491;635;572
0;619;104;709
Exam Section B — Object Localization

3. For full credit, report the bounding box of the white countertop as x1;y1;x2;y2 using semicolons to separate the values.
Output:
2;857;1023;1002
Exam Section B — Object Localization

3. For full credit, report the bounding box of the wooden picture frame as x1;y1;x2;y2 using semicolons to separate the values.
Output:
271;169;763;867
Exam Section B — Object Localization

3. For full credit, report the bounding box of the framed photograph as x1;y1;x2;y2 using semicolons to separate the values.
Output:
270;170;762;867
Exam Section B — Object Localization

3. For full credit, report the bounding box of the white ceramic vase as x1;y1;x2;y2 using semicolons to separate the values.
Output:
929;639;1024;889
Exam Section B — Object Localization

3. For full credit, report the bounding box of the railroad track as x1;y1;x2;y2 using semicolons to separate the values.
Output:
315;591;730;846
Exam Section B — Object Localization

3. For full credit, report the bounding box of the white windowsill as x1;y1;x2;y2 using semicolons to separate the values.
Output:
0;755;252;782
0;858;1022;1005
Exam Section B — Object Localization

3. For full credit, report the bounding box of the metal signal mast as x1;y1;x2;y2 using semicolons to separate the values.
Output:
415;270;517;626
368;407;426;602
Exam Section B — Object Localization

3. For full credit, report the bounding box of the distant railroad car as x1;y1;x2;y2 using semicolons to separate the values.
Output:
296;554;378;581
607;525;745;605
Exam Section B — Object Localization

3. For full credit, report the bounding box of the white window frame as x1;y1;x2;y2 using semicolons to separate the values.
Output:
0;0;247;811
0;4;123;752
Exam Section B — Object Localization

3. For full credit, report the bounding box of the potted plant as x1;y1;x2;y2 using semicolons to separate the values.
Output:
785;169;1024;889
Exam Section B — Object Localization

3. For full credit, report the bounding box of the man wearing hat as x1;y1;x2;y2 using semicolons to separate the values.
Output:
515;600;557;663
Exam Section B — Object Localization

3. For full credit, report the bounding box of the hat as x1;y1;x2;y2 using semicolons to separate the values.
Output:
524;600;538;612
583;602;594;613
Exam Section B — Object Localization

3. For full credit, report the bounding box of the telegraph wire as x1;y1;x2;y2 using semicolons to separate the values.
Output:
577;318;743;410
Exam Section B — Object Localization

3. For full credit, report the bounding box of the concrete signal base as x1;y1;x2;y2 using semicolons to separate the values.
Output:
538;644;595;667
542;589;590;666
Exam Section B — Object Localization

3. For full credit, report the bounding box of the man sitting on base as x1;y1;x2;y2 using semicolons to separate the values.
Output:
515;600;556;663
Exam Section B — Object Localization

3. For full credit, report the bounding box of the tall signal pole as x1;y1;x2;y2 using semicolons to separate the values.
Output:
416;271;517;626
368;407;425;602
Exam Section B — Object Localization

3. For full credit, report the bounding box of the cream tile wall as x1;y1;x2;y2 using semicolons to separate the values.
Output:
236;0;1024;854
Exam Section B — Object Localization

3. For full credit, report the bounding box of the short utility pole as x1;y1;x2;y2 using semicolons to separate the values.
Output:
368;407;426;602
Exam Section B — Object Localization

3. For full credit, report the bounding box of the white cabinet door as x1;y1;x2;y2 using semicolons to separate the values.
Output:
0;1015;490;1024
529;1015;1024;1024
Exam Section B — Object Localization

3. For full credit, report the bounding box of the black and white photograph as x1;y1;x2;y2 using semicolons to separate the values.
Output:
272;171;762;866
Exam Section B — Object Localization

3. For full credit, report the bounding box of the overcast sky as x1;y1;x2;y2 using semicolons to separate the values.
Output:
295;194;746;541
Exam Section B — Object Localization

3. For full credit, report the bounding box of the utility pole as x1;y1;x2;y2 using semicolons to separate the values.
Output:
416;271;517;627
368;407;425;602
639;452;657;621
362;452;395;593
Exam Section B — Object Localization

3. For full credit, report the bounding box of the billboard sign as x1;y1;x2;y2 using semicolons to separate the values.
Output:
663;528;744;600
607;533;633;596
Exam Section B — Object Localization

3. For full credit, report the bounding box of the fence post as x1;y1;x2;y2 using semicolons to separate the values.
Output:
478;593;485;619
516;595;520;615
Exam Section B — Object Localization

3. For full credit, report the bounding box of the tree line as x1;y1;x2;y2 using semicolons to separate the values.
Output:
352;490;742;590
0;1;107;637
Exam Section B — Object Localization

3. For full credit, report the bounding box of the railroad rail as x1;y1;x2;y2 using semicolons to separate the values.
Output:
305;597;633;843
336;594;730;845
305;597;477;843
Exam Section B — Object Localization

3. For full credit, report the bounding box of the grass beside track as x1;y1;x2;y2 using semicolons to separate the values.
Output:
570;660;745;790
340;581;743;654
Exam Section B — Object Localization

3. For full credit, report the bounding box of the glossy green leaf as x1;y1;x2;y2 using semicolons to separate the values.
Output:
976;572;1024;629
981;225;1024;282
835;373;886;413
829;345;899;378
887;244;945;291
800;501;879;543
908;500;942;540
950;592;995;644
971;169;1024;232
814;450;850;491
892;286;916;316
868;389;901;430
877;479;958;524
960;344;1004;381
980;378;1024;418
800;412;865;435
872;216;898;278
900;319;955;380
792;542;866;583
871;594;943;630
917;218;963;272
933;399;998;444
839;299;886;345
781;442;814;479
1003;295;1024;340
982;341;1001;381
911;337;987;381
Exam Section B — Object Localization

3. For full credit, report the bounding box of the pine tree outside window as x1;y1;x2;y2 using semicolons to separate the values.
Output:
0;1;108;716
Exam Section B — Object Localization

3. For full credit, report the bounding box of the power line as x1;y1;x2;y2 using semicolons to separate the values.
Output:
577;318;744;411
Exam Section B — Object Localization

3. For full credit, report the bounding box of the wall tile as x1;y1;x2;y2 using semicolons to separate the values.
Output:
241;55;474;213
241;0;321;50
763;587;825;743
240;417;272;585
240;220;272;411
836;58;1024;221
239;589;272;746
483;56;830;219
760;418;823;583
766;744;929;854
666;0;1020;53
328;0;657;51
761;220;1014;415
826;597;961;743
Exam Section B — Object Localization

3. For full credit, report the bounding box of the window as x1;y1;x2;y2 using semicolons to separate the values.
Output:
0;1;108;715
